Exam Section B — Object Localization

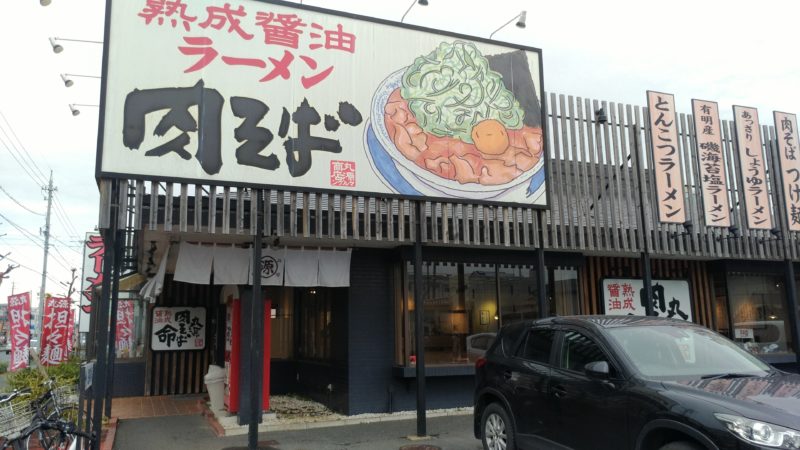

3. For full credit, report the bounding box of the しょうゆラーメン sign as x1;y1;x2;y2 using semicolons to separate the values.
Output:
99;0;546;207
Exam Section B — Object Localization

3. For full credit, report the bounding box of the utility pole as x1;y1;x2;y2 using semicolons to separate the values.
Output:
38;170;56;342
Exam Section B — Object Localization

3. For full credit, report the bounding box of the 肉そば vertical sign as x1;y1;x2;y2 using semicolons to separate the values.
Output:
691;100;730;227
151;307;206;351
647;91;685;223
774;112;800;231
99;0;547;207
733;106;772;230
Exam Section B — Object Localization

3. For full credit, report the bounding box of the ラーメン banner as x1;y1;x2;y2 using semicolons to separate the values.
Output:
774;112;800;231
98;0;547;207
647;91;685;223
691;100;730;227
733;106;772;230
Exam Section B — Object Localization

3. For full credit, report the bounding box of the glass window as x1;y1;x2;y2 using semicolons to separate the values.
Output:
548;267;580;316
728;273;793;356
517;328;556;364
499;266;537;326
561;331;606;372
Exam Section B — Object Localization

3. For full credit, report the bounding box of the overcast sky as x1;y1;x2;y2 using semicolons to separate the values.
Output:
1;0;798;311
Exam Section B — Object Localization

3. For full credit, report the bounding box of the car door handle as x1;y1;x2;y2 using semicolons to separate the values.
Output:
552;385;567;398
503;370;513;380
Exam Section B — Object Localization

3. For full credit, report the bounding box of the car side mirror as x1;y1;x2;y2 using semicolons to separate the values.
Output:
584;361;611;380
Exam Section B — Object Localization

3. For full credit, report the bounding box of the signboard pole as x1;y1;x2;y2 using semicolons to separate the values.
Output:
783;259;800;369
536;211;548;317
413;200;426;437
91;181;118;448
104;228;123;417
633;115;654;316
248;189;265;450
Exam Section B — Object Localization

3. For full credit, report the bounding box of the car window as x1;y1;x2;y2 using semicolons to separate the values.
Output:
495;325;526;357
561;330;607;372
516;328;556;364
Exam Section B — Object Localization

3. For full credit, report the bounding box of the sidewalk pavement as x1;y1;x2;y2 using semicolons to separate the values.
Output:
113;413;482;450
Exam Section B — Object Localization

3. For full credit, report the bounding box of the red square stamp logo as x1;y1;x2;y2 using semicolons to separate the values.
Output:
330;160;356;187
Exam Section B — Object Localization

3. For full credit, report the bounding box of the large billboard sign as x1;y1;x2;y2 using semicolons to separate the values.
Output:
97;0;547;207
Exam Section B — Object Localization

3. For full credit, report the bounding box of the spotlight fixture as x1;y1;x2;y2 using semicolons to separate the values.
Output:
401;0;429;23
40;0;51;5
48;37;103;54
759;227;783;243
60;73;101;88
669;220;693;239
489;10;527;39
595;107;608;124
715;225;741;242
68;103;99;116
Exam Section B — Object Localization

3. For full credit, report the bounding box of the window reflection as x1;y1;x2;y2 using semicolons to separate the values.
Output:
401;261;581;366
728;273;793;356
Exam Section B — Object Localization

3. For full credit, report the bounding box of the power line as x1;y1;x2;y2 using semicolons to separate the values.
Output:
4;256;60;287
52;193;81;238
0;184;45;216
0;133;46;189
0;110;49;183
0;211;43;245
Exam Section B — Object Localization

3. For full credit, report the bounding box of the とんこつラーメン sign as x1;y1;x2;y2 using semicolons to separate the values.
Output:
98;0;546;207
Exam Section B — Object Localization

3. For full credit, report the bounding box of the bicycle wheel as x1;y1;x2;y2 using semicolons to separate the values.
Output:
47;406;85;424
26;428;77;450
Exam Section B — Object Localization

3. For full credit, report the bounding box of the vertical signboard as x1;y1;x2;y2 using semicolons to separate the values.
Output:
115;300;136;357
774;112;800;231
67;308;75;355
7;293;31;371
40;297;71;366
79;232;104;333
733;106;772;230
647;91;686;223
692;100;731;227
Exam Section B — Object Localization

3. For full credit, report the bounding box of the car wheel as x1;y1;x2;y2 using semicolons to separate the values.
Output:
659;441;704;450
481;402;515;450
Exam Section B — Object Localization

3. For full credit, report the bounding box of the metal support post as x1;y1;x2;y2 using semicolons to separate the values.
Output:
414;201;426;437
632;117;654;316
104;229;123;417
248;189;265;450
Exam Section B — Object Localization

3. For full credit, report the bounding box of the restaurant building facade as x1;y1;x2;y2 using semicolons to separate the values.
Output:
87;0;800;421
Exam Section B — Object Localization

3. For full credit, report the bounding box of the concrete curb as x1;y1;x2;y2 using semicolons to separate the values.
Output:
198;401;472;436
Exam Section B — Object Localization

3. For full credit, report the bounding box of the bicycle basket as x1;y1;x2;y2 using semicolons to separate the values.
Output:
53;385;78;408
0;400;35;439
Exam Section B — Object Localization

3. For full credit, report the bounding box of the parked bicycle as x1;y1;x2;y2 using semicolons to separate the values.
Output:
0;381;94;450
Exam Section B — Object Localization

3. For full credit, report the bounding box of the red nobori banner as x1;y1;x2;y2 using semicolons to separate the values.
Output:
40;297;71;366
647;91;686;223
7;293;31;372
115;300;136;357
67;308;75;355
80;232;104;333
692;100;730;227
774;111;800;231
733;106;772;230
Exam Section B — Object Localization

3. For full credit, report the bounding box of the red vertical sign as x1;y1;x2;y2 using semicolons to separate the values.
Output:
40;297;71;366
67;309;75;355
7;293;31;371
115;300;136;356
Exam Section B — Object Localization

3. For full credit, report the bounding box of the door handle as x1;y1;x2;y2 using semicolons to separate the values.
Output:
503;370;513;380
552;385;567;398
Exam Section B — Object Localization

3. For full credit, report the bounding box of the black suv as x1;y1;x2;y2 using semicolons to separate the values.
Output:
474;315;800;450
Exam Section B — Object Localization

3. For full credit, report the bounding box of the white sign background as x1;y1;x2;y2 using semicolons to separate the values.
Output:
99;0;546;206
601;278;693;322
151;307;206;351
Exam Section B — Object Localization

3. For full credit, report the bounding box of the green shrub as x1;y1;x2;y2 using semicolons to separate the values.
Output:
0;362;8;374
6;356;80;397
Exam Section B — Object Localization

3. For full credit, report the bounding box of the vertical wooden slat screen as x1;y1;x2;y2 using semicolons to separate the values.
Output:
147;276;216;396
109;93;797;260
